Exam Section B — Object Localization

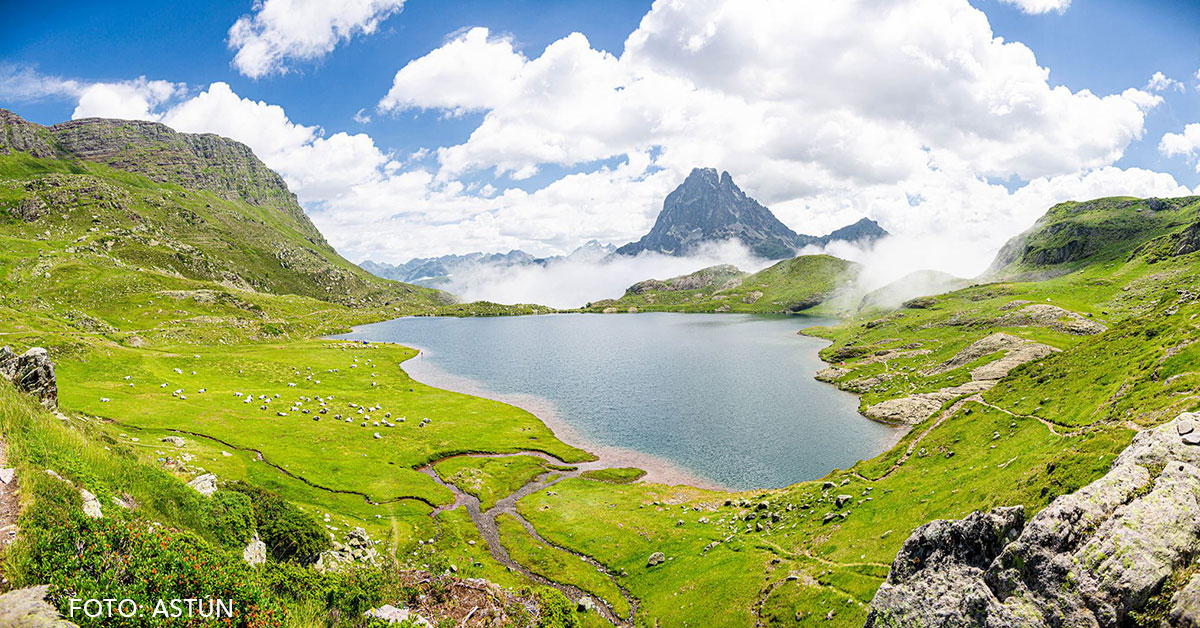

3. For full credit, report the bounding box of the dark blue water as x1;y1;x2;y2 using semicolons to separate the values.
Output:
333;313;899;489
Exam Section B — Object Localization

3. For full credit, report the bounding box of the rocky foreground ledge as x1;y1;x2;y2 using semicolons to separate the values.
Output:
0;347;57;409
866;414;1200;627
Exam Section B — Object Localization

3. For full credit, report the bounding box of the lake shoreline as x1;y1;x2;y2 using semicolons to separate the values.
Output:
398;346;730;490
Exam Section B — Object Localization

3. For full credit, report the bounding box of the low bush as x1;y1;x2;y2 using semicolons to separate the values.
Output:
205;490;256;549
225;481;329;563
24;510;284;627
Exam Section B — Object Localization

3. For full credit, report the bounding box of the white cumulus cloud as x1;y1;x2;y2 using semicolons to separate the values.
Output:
228;0;405;79
1160;124;1200;172
998;0;1071;15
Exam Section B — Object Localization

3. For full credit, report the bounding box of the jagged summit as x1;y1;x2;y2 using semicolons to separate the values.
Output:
615;167;886;259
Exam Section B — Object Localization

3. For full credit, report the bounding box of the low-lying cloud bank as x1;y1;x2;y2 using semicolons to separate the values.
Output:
442;240;775;309
441;229;996;309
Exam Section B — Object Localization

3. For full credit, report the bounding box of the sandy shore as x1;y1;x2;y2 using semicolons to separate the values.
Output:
398;346;728;491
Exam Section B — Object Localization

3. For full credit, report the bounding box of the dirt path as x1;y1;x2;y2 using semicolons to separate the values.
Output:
0;440;18;551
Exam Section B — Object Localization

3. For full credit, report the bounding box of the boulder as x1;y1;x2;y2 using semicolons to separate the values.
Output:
835;494;852;508
187;473;217;496
577;596;598;613
160;437;186;447
79;490;102;519
647;551;666;567
363;605;430;626
0;347;57;409
0;585;79;627
243;534;266;566
866;415;1200;627
1168;574;1200;628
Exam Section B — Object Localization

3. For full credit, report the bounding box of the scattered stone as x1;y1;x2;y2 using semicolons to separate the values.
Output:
160;436;185;447
577;597;598;613
243;534;266;566
1168;574;1200;628
0;468;14;485
835;494;852;508
647;551;666;567
76;489;102;519
363;605;430;626
187;473;218;496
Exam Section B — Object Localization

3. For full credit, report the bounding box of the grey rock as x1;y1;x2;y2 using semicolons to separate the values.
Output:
577;596;598;613
243;534;266;566
0;347;57;409
363;604;430;626
1167;574;1200;628
835;494;853;508
0;585;79;627
79;489;102;519
186;473;218;496
867;415;1200;627
160;436;186;447
0;468;15;484
647;551;666;567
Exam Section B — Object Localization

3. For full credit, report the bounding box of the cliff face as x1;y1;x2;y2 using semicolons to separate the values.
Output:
0;110;322;244
0;109;443;308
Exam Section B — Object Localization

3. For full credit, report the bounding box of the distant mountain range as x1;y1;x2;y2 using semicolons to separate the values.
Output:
360;167;888;287
361;240;616;288
615;167;887;259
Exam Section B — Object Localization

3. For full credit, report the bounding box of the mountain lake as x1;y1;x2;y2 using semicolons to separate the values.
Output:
332;312;902;490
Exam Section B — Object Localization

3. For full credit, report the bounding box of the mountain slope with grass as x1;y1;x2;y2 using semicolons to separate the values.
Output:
0;111;588;627
985;195;1199;280
584;254;860;314
2;106;1200;628
0;109;447;310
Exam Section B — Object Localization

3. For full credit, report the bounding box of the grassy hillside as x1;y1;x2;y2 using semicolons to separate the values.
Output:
3;105;1199;628
583;254;859;314
0;112;584;627
985;195;1199;279
507;196;1200;626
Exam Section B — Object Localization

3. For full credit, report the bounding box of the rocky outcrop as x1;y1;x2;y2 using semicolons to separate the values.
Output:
995;304;1107;335
615;168;885;259
924;333;1057;380
0;585;78;628
186;473;218;497
866;414;1200;627
861;334;1056;425
1;110;316;235
0;347;58;409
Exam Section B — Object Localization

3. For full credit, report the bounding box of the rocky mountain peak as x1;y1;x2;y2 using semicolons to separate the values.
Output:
616;167;887;259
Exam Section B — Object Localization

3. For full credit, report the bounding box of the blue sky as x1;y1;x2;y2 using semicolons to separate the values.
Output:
2;0;1199;283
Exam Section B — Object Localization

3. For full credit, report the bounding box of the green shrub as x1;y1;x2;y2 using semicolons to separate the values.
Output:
225;481;330;563
25;511;284;627
536;588;580;628
205;491;255;549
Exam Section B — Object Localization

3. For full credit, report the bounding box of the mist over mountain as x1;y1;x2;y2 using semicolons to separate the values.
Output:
615;168;887;259
361;240;617;288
